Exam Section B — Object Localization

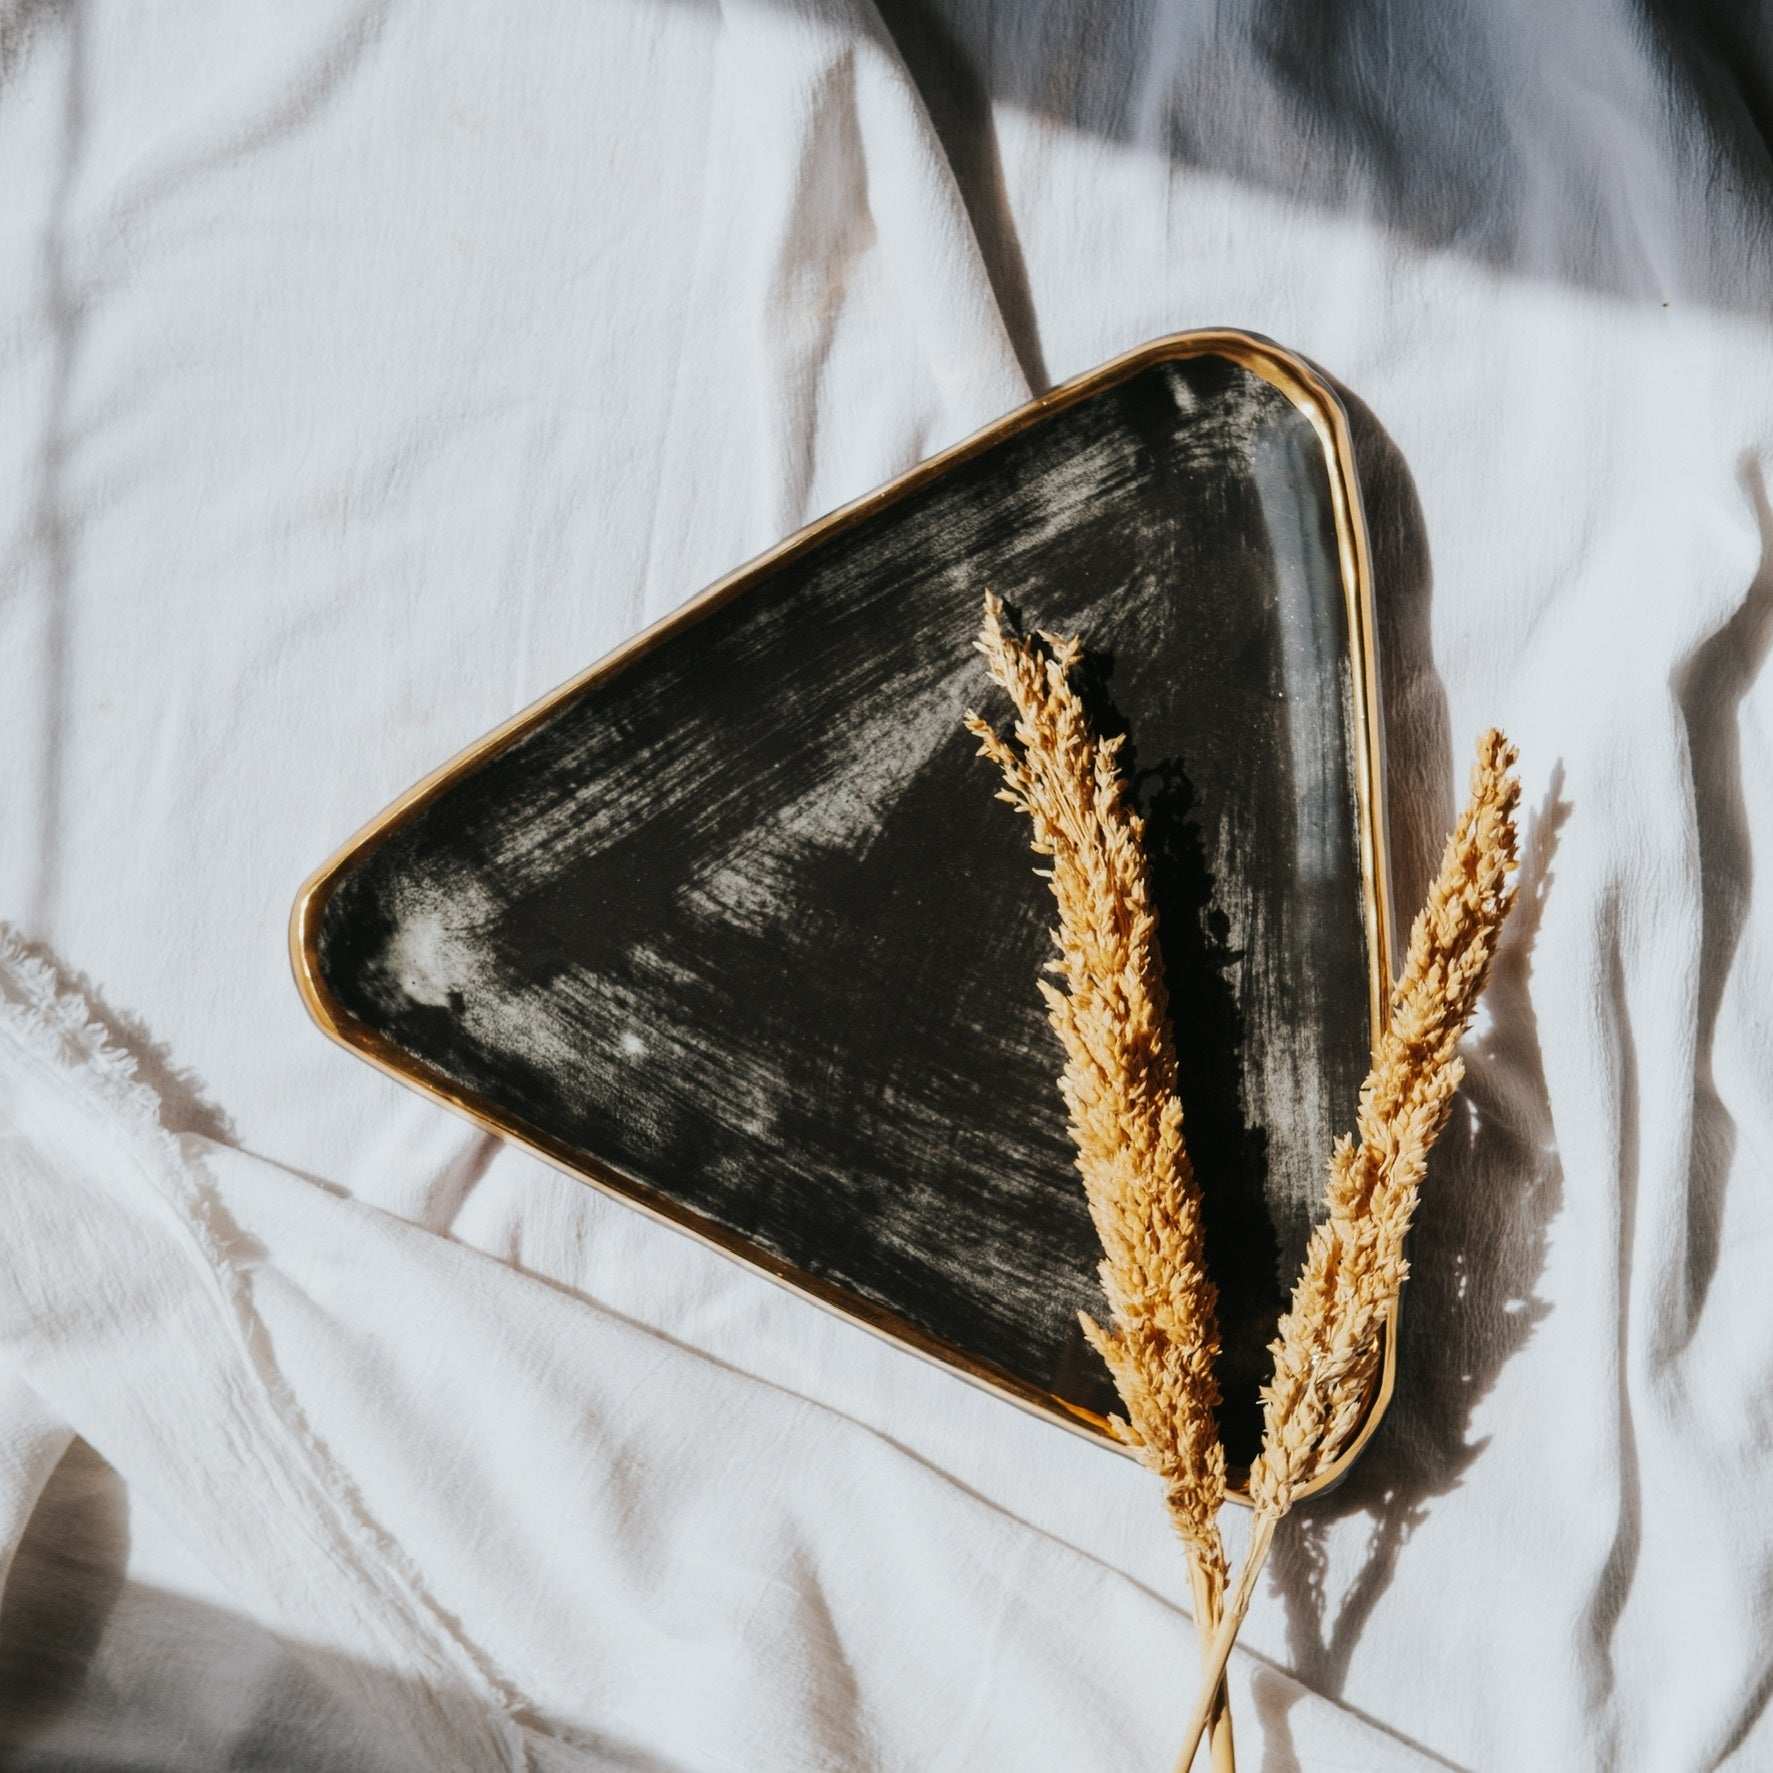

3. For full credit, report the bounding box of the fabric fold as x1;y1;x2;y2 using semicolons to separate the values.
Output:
0;933;528;1773
0;932;1440;1769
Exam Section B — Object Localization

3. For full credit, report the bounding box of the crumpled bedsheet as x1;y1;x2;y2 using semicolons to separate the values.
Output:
2;3;1772;1768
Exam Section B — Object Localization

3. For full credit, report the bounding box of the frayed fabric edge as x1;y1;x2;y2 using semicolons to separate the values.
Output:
0;927;541;1772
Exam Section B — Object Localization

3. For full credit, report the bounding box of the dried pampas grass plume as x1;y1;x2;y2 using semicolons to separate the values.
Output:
965;592;1236;1771
963;592;1519;1772
1173;728;1521;1773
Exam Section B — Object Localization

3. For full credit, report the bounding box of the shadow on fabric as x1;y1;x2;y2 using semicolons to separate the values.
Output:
661;0;1773;334
0;1438;129;1755
1674;455;1773;1338
0;1446;680;1773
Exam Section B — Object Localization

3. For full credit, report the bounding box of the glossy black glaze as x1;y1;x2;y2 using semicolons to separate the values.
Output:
316;354;1372;1461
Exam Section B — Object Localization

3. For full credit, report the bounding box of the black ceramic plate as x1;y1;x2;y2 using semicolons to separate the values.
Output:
293;330;1394;1490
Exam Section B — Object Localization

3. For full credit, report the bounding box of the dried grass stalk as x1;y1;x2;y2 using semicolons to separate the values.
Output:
966;593;1236;1771
1172;728;1521;1773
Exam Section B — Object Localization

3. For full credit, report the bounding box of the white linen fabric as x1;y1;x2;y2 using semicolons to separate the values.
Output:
2;2;1772;1767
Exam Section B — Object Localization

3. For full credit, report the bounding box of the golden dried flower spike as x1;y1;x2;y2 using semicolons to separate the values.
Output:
1172;728;1521;1773
966;592;1236;1773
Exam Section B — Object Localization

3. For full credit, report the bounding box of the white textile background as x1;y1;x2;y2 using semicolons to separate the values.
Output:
2;3;1772;1768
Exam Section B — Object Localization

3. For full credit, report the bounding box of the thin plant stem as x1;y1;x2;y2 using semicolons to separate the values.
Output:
1173;1513;1277;1773
1186;1562;1237;1773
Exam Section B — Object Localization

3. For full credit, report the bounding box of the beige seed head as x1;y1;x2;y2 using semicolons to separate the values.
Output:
1248;728;1521;1515
965;592;1227;1578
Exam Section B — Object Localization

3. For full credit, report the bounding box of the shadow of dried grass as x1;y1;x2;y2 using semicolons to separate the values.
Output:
1270;769;1569;1696
1261;385;1568;1697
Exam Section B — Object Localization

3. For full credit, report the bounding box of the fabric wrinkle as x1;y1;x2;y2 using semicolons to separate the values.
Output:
2;3;1773;1766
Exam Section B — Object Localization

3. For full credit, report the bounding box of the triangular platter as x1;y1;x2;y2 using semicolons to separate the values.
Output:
293;331;1395;1492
